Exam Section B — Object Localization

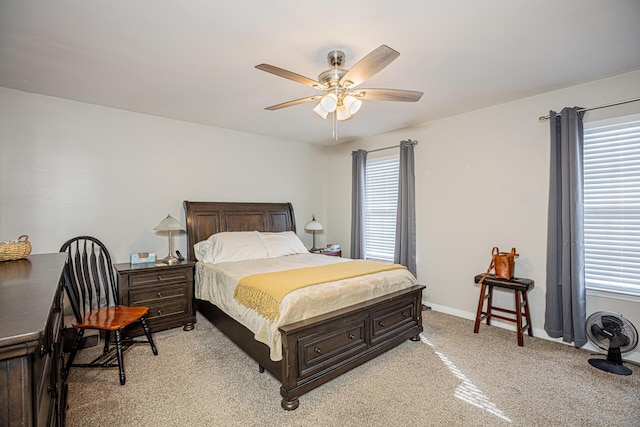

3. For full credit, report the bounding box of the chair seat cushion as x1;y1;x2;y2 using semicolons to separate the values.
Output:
73;305;150;331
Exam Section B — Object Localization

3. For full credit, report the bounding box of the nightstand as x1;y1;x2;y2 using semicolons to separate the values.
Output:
320;249;342;257
114;260;196;337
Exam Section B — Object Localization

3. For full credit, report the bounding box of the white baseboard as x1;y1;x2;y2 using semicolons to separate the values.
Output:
423;302;640;364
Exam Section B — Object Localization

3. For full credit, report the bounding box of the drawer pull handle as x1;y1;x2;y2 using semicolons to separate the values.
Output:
348;333;356;339
314;347;323;354
157;292;164;298
48;385;58;398
157;309;163;316
39;344;53;357
402;311;409;318
379;321;386;327
157;275;163;280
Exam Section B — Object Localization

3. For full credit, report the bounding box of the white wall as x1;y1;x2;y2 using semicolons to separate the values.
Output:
324;69;640;362
3;70;640;364
0;87;327;262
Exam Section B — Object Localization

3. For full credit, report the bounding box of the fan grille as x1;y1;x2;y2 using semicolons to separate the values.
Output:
586;311;638;353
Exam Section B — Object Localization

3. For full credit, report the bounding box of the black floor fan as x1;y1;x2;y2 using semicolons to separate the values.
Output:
585;311;638;376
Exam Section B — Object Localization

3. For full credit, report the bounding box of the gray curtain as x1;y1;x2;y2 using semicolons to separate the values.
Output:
351;149;367;259
544;107;587;347
395;140;417;276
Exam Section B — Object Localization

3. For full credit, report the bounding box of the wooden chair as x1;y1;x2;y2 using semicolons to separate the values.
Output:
60;236;158;385
473;273;534;346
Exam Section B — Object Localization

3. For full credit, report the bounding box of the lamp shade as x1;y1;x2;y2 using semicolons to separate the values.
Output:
154;214;185;232
320;93;338;113
313;102;329;119
343;94;362;115
304;214;324;231
336;104;351;121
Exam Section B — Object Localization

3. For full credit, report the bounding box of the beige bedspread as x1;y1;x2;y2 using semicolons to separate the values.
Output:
195;253;419;361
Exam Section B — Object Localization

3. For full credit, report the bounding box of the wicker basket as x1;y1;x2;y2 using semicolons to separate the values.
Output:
0;235;32;261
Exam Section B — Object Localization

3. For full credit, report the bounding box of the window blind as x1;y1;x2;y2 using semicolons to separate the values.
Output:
365;155;399;263
584;118;640;296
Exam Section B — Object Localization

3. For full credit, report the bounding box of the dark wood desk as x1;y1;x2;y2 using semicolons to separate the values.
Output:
0;253;67;426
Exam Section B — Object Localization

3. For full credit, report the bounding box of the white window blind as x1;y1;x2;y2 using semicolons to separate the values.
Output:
584;117;640;297
365;155;399;262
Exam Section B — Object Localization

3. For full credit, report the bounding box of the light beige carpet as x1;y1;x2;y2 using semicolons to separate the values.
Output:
65;310;640;427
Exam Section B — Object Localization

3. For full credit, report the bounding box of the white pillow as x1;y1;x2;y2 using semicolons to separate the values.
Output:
193;240;214;263
194;231;270;264
259;231;309;258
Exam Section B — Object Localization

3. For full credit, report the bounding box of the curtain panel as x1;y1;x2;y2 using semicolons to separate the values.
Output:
544;107;587;347
395;140;417;276
350;149;367;259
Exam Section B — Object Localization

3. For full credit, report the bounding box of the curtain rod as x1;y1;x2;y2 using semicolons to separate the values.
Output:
365;139;418;154
538;97;640;122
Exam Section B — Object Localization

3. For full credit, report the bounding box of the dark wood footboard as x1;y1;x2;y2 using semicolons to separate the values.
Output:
196;284;425;410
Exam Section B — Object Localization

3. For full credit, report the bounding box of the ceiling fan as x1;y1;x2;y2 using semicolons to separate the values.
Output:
255;44;423;122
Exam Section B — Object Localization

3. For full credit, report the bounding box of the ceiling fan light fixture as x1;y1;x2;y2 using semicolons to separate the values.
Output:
320;92;338;112
256;45;424;138
313;103;329;119
336;104;351;121
343;94;362;115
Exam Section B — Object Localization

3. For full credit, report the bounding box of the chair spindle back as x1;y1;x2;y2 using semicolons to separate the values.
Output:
60;236;118;323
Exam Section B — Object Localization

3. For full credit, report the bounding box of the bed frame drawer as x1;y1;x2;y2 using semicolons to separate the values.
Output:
297;316;368;381
370;301;417;345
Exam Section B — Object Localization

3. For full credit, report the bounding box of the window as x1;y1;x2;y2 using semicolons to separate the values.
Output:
365;155;399;262
583;115;640;297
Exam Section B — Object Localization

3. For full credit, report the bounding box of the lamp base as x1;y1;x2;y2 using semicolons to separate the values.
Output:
161;254;180;265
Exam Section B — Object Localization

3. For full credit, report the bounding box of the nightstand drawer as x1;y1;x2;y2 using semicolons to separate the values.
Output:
129;284;187;305
143;298;189;320
322;250;341;257
128;268;192;287
123;297;189;338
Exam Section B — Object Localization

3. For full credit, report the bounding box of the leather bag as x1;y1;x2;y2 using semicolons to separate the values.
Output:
493;247;518;279
479;247;519;283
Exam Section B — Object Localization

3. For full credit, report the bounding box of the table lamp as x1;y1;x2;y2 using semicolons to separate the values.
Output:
154;214;185;264
304;214;324;252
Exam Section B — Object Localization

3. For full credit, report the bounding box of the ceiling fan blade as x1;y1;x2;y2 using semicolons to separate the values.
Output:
355;88;424;102
264;95;322;111
256;64;327;90
340;45;400;88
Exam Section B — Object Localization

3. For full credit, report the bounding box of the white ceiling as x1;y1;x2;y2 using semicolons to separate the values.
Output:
1;1;640;146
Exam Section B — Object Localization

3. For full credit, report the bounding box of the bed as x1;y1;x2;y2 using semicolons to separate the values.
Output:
184;201;425;410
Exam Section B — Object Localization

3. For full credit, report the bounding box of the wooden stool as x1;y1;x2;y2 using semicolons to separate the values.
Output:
473;273;534;346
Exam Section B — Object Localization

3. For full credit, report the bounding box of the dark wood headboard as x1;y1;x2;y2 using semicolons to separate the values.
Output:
183;201;297;262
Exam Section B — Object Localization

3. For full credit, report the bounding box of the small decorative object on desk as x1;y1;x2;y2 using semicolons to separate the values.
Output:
478;246;519;283
0;235;32;261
